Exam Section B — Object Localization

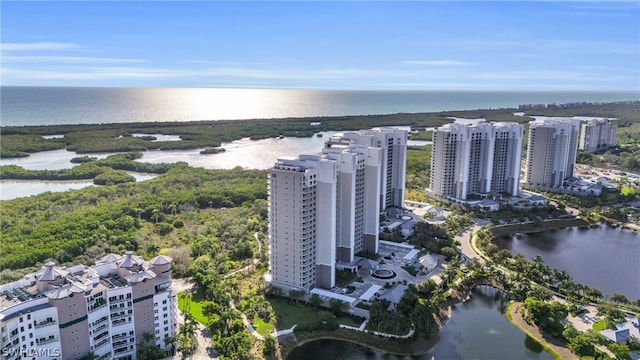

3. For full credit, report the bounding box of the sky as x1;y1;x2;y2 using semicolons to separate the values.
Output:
1;1;639;90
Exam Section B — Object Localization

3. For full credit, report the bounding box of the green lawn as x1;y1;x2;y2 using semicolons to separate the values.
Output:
268;298;363;330
592;319;607;331
253;318;275;337
178;292;209;326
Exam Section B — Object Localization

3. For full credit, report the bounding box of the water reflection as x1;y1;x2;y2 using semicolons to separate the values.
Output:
0;149;111;170
0;172;157;200
286;286;552;360
0;131;431;199
495;227;640;300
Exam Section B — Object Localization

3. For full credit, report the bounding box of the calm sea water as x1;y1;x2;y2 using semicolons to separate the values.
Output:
2;86;638;126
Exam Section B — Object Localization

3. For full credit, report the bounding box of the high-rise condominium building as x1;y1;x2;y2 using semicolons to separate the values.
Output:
0;253;176;360
326;127;407;211
579;119;617;152
524;118;580;189
267;155;338;293
429;122;524;200
267;139;384;293
321;144;382;263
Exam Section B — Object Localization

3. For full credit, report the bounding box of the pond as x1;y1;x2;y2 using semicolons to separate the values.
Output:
495;226;640;300
286;286;553;360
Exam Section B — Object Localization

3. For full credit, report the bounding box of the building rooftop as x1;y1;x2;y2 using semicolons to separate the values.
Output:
380;284;409;304
1;252;172;312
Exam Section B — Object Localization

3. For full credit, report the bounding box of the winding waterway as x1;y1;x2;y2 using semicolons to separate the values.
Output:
495;226;640;300
0;131;429;200
286;286;553;360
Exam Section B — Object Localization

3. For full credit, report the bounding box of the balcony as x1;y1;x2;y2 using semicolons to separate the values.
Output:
112;318;131;327
36;337;58;346
34;319;57;329
93;337;110;350
109;296;132;306
92;323;108;334
88;301;107;313
155;283;171;294
112;333;130;342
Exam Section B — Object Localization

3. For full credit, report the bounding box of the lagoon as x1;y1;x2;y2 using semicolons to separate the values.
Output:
496;226;640;300
0;131;430;200
286;286;553;360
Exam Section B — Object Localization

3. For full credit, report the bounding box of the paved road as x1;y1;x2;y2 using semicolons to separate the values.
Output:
456;224;483;262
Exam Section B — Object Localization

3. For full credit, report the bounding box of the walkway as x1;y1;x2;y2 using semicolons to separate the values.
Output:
272;324;297;337
223;232;262;279
339;318;414;339
229;298;264;340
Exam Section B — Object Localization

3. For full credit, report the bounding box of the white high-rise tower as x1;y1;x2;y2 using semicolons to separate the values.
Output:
267;156;337;292
524;118;580;189
326;127;407;210
429;122;524;200
322;144;382;262
579;119;617;152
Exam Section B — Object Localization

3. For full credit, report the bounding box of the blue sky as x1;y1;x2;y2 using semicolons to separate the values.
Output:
1;1;639;90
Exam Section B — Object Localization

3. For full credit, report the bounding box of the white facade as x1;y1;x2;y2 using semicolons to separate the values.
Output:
153;291;176;350
326;127;407;210
0;254;176;360
267;129;394;293
429;122;523;200
524;118;580;189
579;119;617;152
268;156;337;292
0;297;62;360
322;144;382;262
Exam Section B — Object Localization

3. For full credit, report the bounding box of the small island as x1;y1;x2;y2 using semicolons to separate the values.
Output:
200;147;226;154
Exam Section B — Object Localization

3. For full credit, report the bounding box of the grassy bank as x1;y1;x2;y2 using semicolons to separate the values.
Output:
490;218;588;237
178;292;209;326
505;302;565;360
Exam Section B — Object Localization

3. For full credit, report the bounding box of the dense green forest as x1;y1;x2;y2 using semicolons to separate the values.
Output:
0;165;267;279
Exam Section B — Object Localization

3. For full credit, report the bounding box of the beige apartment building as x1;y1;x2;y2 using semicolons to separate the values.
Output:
0;252;176;360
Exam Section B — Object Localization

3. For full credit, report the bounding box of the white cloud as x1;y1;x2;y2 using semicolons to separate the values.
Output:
462;39;638;54
402;60;472;66
472;70;635;82
0;42;79;51
2;56;145;64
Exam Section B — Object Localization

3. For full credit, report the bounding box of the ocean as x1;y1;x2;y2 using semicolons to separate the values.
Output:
2;86;638;127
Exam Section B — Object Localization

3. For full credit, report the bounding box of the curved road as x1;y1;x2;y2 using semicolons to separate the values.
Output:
456;223;484;262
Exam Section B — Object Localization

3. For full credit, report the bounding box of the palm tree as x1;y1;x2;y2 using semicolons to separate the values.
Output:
164;335;177;357
263;335;278;356
151;208;161;223
146;243;160;256
136;332;157;360
178;313;198;359
219;307;237;336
